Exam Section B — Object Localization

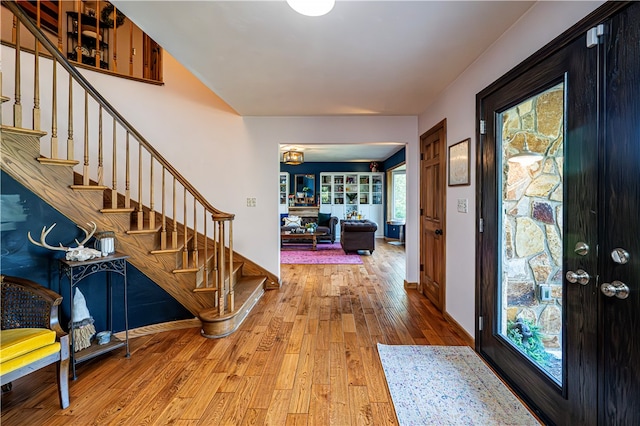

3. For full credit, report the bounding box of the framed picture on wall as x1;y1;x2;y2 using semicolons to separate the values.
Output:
448;138;470;186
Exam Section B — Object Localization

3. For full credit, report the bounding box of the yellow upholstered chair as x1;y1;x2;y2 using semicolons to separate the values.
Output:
0;275;70;408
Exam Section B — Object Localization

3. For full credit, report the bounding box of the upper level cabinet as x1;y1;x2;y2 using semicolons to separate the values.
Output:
66;10;109;70
279;172;289;214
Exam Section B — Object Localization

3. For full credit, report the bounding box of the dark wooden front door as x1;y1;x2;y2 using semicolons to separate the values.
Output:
477;3;639;424
420;120;446;311
598;4;640;423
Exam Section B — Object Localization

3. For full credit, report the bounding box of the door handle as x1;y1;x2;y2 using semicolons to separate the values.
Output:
600;280;630;299
435;229;443;235
566;269;590;285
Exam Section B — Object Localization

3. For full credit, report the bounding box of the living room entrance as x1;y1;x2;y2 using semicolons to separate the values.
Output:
278;143;406;265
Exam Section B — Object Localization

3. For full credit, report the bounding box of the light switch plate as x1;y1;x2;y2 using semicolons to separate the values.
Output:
246;197;257;207
457;198;468;213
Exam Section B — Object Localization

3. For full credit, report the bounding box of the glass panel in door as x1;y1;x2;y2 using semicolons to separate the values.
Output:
498;83;564;384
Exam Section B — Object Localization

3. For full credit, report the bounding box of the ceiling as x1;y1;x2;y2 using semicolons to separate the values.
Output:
112;0;534;162
279;142;404;163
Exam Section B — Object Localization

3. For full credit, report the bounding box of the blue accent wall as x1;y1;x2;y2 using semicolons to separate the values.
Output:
0;171;193;333
281;150;406;238
281;162;371;198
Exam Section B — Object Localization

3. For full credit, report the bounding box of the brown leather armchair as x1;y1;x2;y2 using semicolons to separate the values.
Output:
340;220;378;253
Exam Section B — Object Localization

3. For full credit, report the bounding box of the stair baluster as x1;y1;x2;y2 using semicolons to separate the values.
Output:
182;188;188;268
67;75;73;160
149;159;155;229
160;167;167;250
33;15;40;131
13;17;21;128
192;198;198;268
137;143;143;229
125;132;131;208
203;210;209;288
172;177;178;249
98;106;103;185
82;90;89;185
111;118;117;208
50;58;58;157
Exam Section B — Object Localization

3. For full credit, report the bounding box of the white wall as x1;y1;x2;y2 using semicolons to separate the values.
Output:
2;0;605;336
419;1;604;336
57;52;419;279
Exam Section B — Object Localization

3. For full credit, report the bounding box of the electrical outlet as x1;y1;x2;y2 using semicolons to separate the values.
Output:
539;285;552;301
246;197;257;207
457;198;468;213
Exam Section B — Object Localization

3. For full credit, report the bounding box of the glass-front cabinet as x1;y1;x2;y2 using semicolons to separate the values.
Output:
319;172;384;237
279;172;289;214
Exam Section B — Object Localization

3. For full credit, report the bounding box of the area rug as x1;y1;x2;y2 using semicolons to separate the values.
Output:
280;243;363;264
377;344;540;425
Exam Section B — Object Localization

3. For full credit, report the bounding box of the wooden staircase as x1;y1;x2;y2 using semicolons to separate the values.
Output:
0;2;278;338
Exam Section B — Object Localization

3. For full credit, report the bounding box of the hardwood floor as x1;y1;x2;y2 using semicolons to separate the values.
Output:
1;241;469;425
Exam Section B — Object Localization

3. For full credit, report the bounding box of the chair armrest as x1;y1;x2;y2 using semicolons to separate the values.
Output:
329;217;338;234
1;275;65;336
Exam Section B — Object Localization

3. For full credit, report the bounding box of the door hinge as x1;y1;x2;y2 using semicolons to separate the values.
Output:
478;316;483;331
420;208;423;216
479;119;486;135
586;24;604;48
479;218;484;233
420;153;424;161
420;264;424;272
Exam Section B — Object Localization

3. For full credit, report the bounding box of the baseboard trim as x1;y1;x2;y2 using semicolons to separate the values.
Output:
444;312;475;347
404;280;418;289
113;318;201;340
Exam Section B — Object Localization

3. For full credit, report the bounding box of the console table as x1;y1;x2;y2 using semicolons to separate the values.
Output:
58;252;130;379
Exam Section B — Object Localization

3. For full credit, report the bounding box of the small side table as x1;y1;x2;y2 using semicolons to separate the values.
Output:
58;252;130;379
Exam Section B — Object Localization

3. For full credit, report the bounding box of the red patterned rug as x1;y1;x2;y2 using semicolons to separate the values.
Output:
280;243;363;264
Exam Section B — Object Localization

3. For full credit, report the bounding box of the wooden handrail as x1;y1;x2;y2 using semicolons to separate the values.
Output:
5;0;243;317
3;0;233;220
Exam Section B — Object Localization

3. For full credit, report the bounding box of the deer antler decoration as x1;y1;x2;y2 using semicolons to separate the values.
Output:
28;222;104;261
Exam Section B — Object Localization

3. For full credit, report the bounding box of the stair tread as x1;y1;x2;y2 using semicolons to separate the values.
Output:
100;207;136;213
127;226;162;235
70;184;109;191
199;276;266;320
37;157;80;166
1;125;47;137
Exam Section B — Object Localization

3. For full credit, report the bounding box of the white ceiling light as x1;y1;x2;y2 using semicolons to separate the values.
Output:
287;0;335;17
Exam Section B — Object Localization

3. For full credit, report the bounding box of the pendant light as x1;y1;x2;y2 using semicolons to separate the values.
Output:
508;134;543;165
283;150;304;165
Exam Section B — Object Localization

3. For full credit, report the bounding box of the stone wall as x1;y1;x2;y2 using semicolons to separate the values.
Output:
501;83;564;350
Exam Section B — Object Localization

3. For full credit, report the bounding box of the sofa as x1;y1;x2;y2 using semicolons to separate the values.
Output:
281;213;338;243
340;220;378;253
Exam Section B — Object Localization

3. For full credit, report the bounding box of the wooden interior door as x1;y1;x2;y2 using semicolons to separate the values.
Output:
420;120;446;311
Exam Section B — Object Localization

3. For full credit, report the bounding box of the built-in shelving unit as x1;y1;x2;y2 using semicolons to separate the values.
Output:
320;172;384;237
